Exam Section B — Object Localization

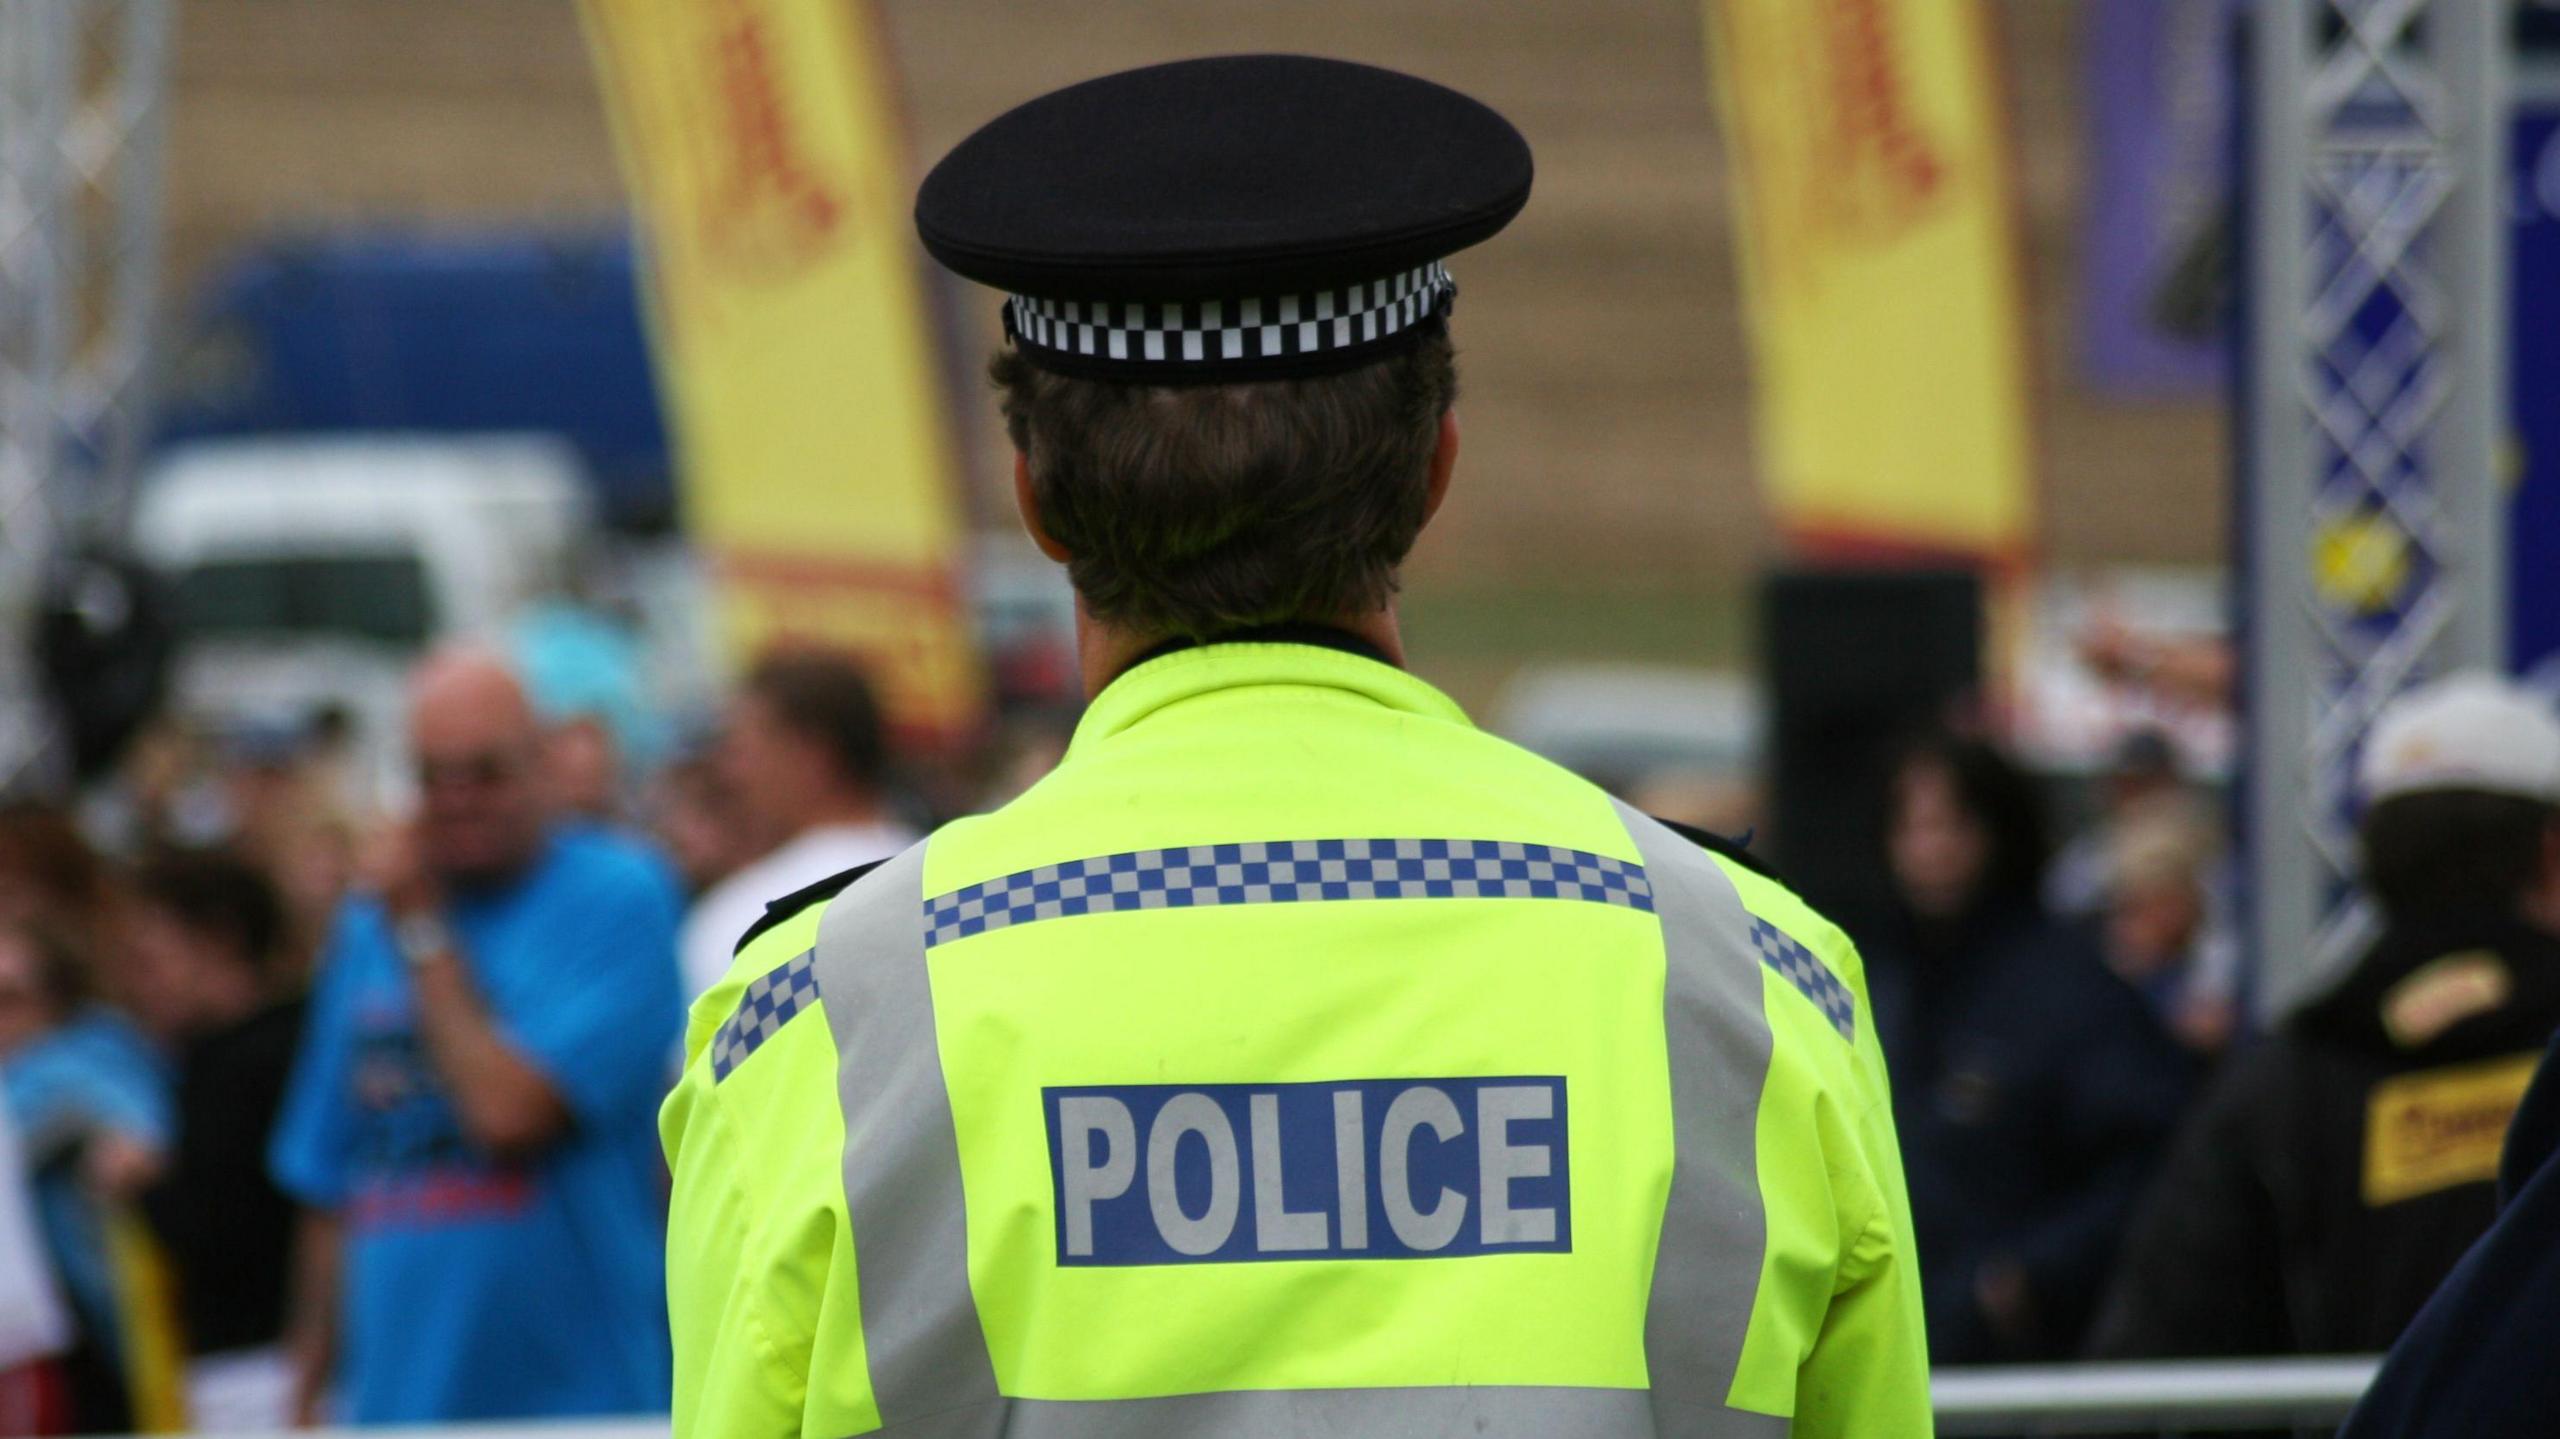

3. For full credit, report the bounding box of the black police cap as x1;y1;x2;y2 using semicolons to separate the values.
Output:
916;54;1532;382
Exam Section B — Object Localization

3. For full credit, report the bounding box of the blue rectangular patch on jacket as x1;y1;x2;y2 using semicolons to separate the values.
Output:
1042;1076;1570;1266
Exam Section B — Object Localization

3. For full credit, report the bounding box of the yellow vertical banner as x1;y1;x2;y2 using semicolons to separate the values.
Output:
1706;0;2036;563
581;0;982;743
104;1208;186;1431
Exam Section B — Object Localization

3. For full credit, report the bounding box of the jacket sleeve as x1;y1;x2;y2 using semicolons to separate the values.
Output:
2083;1048;2294;1358
1706;857;1934;1437
663;1079;813;1439
1793;1079;1934;1436
663;903;882;1439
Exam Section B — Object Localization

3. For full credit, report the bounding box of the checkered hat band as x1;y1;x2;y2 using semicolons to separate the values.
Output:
709;949;820;1083
1746;917;1857;1042
921;837;1653;950
1005;263;1454;367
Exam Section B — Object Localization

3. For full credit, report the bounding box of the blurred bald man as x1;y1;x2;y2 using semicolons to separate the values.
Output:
268;650;680;1425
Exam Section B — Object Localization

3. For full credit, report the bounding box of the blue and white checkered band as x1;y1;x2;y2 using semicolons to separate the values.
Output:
1004;262;1454;373
1747;917;1857;1042
922;837;1652;950
710;949;819;1082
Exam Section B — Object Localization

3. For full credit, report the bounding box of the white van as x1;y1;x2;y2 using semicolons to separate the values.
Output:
131;434;594;806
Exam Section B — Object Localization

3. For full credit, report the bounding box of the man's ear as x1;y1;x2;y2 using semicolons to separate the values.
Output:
1421;409;1459;526
1014;452;1073;563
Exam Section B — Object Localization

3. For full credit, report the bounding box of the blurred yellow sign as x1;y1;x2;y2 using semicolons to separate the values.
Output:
2364;1052;2537;1206
582;0;982;743
2311;510;2416;615
1706;0;2035;562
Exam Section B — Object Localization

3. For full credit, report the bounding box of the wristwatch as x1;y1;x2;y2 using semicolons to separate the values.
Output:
394;910;457;971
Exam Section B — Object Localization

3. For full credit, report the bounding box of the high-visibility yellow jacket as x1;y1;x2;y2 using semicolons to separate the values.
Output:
663;638;1931;1437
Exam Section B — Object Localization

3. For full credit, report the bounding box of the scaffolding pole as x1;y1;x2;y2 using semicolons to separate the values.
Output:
2245;0;2511;1016
0;0;174;792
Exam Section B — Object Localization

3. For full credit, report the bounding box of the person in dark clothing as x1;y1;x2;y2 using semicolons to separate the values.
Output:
2089;672;2560;1361
2339;1024;2560;1438
125;851;306;1426
1868;734;2195;1363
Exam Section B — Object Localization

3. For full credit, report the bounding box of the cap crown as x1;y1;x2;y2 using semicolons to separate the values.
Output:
917;54;1531;301
917;55;1529;381
2360;672;2560;806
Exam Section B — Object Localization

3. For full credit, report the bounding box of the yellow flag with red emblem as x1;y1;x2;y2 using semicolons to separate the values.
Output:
581;0;981;743
1706;0;2035;563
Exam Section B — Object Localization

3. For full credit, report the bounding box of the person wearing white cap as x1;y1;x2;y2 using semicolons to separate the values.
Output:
2358;671;2560;813
2091;671;2560;1362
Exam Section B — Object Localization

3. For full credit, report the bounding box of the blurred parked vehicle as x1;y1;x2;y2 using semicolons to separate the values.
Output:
131;436;593;811
970;533;1080;711
1493;664;1764;789
156;234;673;531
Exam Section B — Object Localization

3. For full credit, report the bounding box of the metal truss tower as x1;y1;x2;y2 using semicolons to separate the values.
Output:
0;0;174;791
2245;0;2510;1013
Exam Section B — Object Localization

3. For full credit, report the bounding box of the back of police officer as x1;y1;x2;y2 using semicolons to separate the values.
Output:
661;56;1930;1439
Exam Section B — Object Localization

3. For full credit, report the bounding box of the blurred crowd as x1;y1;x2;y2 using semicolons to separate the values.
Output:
0;635;1050;1433
1;631;2556;1432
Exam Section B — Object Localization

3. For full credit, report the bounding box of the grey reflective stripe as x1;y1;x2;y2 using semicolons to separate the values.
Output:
811;842;1000;1425
1614;800;1780;1426
865;1384;1789;1438
818;828;1794;1437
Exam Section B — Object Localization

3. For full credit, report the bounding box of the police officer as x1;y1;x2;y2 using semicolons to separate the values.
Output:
663;56;1930;1438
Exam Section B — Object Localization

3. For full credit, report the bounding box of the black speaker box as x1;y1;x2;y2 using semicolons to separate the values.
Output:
1759;568;1984;942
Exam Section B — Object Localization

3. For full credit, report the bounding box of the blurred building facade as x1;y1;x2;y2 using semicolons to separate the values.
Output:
162;0;2223;616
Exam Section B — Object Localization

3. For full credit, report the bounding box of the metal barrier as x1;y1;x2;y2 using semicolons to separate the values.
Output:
175;1360;2386;1438
1934;1356;2381;1435
254;1413;665;1423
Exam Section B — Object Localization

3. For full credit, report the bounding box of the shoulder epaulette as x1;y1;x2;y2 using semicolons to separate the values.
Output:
1647;814;1783;884
732;857;891;957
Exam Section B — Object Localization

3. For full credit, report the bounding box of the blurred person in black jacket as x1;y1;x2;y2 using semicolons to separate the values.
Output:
2089;672;2560;1360
125;851;305;1428
1869;734;2195;1363
2338;1025;2560;1438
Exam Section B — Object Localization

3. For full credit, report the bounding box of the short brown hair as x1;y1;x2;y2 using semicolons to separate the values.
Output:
132;849;287;980
993;330;1457;639
741;649;888;790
